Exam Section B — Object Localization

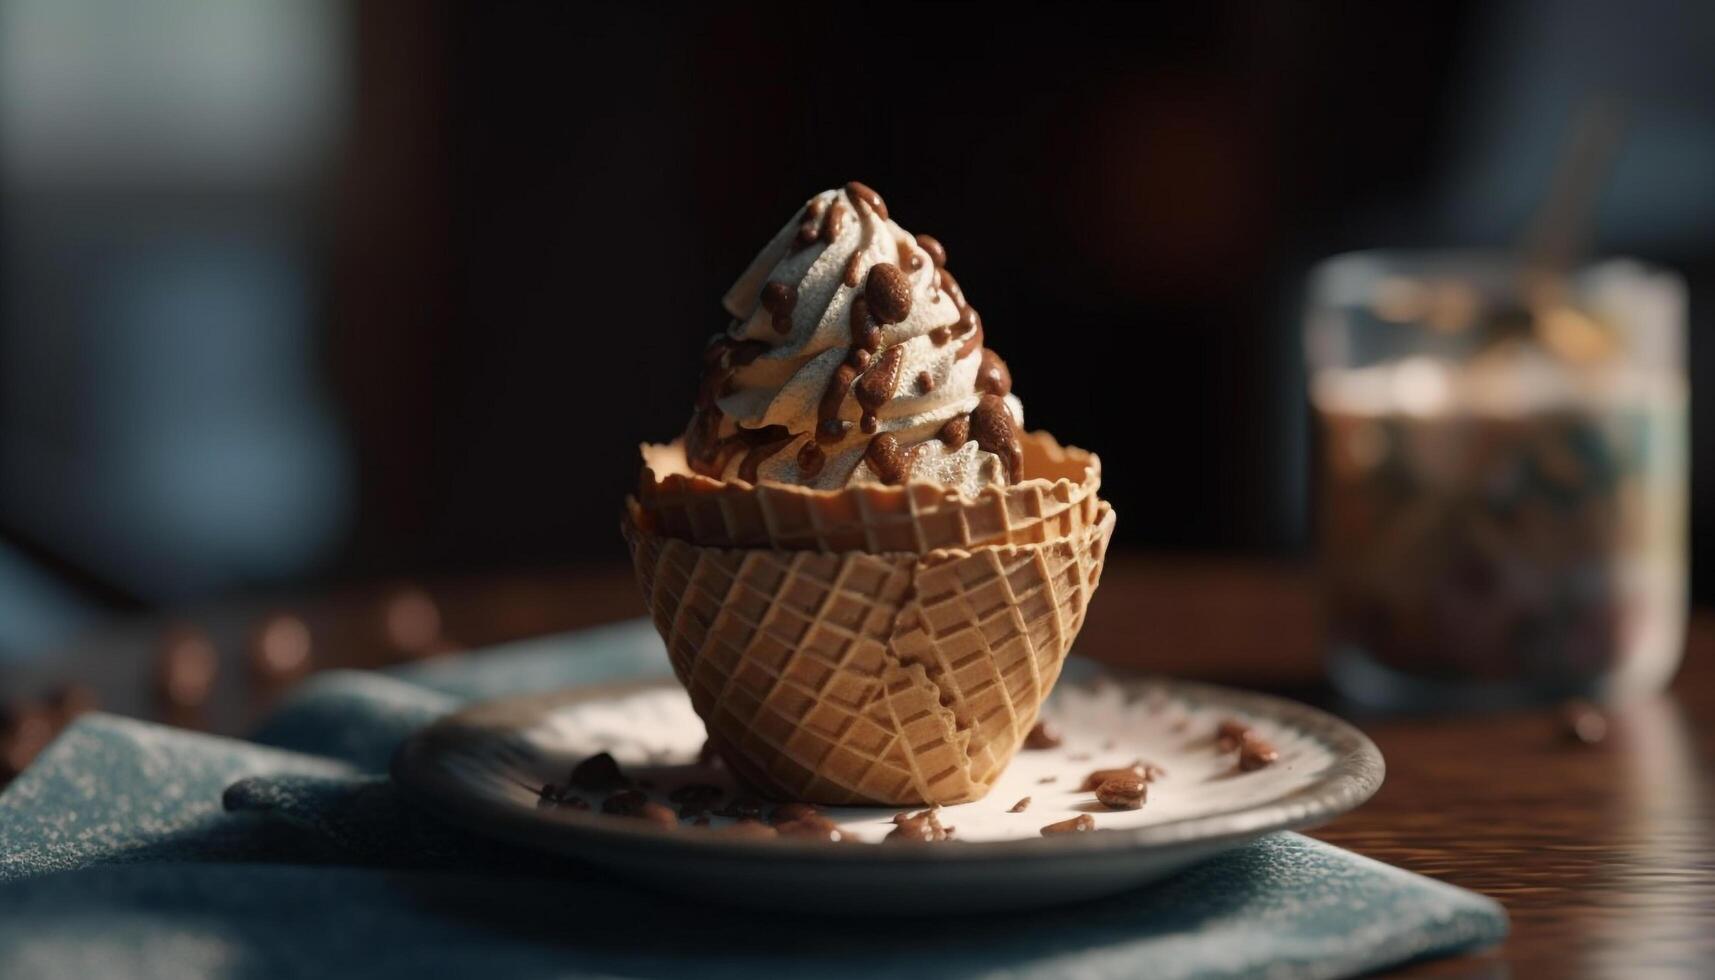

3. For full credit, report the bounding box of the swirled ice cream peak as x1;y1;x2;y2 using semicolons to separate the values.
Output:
685;182;1024;496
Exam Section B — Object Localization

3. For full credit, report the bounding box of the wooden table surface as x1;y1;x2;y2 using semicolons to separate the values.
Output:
4;556;1712;977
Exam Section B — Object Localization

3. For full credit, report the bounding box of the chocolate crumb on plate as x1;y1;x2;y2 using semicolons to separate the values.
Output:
1238;734;1280;771
1095;777;1147;811
1037;775;1058;784
600;789;648;816
768;802;822;825
1009;797;1032;813
718;818;778;840
1040;814;1096;836
570;751;628;791
637;802;679;829
1216;720;1252;753
1080;763;1161;791
1023;720;1063;750
886;808;953;842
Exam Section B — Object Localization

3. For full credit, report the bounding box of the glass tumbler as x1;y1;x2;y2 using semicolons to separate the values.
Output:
1306;251;1687;710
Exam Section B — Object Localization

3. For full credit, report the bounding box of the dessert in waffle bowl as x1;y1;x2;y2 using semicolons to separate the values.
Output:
624;182;1114;805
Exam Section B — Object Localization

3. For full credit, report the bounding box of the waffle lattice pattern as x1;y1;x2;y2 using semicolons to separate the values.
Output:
625;503;1115;805
637;432;1102;553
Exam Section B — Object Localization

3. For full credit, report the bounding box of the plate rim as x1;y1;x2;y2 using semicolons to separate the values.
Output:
391;674;1386;865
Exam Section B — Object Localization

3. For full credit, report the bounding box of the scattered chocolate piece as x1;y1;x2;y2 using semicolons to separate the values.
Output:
636;802;679;829
1024;720;1063;750
719;818;778;839
669;783;724;812
1037;776;1058;785
1216;719;1252;753
1238;735;1280;772
571;752;628;791
886;808;953;842
768;802;821;825
717;799;764;821
777;815;853;842
1095;777;1147;810
1009;797;1032;813
601;789;648;816
844;180;888;219
1561;700;1608;745
1081;763;1161;791
1040;814;1096;836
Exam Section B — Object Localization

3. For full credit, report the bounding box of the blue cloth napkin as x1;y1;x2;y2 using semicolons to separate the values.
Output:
0;619;1506;980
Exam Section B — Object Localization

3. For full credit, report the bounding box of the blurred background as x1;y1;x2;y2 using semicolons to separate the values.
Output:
2;0;1713;664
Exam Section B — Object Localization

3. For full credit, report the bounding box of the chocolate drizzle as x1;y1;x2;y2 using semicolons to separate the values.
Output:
796;440;825;479
844;180;888;219
975;349;1012;396
687;336;772;476
821;200;848;244
896;237;923;272
736;426;794;483
854;345;905;422
970;394;1023;482
760;282;796;335
915;234;947;269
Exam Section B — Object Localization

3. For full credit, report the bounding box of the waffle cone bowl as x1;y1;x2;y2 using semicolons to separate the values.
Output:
622;431;1115;805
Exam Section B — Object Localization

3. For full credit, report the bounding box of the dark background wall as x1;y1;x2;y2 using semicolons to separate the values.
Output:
3;1;1713;654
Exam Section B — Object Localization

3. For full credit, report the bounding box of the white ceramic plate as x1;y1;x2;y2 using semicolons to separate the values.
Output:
392;673;1384;913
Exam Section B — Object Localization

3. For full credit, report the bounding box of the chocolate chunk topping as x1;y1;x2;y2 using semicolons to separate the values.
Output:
847;348;872;371
857;324;882;352
953;304;981;337
842;250;865;288
1095;777;1147;810
929;326;951;346
796;441;825;479
970;394;1023;482
570;752;627;791
860;415;878;434
1080;763;1163;790
938;414;971;447
854;345;905;415
844;180;888;219
864;263;913;325
916;370;934;393
1040;814;1096;836
976;349;1012;396
1009;797;1032;813
1024;720;1063;749
915;234;947;268
865;432;910;485
822;200;848;244
760;282;796;335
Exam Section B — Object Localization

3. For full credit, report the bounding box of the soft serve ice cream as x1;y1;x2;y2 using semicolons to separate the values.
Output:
686;182;1026;498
